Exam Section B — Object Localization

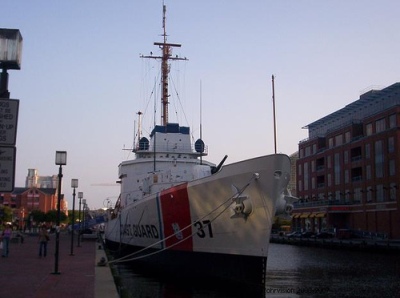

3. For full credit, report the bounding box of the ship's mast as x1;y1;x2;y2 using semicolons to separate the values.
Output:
141;5;188;126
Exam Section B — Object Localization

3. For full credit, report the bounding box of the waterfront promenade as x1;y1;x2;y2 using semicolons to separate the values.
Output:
0;232;118;298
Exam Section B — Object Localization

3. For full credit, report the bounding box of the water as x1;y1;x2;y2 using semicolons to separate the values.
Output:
114;243;400;297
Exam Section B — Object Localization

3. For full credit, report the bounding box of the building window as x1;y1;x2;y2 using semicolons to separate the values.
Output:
316;157;325;171
345;190;351;203
305;146;311;157
351;146;362;161
366;123;373;136
389;114;396;128
354;188;362;203
388;137;395;153
298;180;303;192
375;140;384;178
304;162;309;191
334;153;340;185
345;131;351;143
375;118;386;133
327;173;332;187
299;148;304;158
328;138;334;148
311;160;315;173
312;144;316;154
390;183;396;201
351;167;362;182
365;143;370;159
389;159;395;176
311;177;315;189
298;164;302;176
317;175;325;188
376;185;383;202
344;151;349;164
366;165;371;180
367;187;373;203
327;156;331;168
335;134;343;146
345;170;349;184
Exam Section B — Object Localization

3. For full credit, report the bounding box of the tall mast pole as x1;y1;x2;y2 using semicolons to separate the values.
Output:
141;4;187;126
272;75;277;154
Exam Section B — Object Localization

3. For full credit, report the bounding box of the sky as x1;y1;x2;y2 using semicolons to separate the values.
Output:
1;0;399;209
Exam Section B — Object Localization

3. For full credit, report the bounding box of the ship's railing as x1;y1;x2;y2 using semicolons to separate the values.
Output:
135;143;208;156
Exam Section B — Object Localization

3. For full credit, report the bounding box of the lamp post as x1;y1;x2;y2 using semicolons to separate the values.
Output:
0;28;23;98
82;199;86;241
77;192;83;247
52;151;67;275
70;179;78;256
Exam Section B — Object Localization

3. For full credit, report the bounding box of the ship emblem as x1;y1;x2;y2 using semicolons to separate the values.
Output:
230;185;253;219
172;222;183;240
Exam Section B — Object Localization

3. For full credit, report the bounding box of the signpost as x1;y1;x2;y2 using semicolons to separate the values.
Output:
0;146;16;191
0;28;22;192
0;98;19;145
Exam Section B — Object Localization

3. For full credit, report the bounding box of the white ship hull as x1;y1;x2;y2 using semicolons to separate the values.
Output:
105;154;291;286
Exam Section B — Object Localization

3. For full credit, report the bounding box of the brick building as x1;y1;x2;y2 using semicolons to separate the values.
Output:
294;83;400;239
0;169;67;228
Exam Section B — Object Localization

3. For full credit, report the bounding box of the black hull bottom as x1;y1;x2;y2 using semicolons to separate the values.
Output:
106;240;267;294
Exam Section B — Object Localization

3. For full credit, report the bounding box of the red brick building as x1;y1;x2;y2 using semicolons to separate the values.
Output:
0;187;67;228
294;83;400;239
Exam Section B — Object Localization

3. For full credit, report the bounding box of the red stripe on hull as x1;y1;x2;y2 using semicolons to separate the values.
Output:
160;183;193;251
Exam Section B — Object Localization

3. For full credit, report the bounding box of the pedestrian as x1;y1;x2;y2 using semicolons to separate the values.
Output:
38;226;49;258
1;224;12;257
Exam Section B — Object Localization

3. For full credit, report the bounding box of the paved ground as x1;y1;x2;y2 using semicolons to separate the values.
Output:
0;232;118;298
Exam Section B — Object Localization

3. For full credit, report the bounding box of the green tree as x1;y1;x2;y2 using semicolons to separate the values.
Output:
0;206;12;223
45;210;68;223
30;210;46;223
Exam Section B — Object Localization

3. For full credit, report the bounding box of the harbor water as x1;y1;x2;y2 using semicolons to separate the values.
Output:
114;243;400;297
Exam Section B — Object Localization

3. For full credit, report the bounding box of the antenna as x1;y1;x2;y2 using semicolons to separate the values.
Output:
140;4;188;126
200;80;203;164
272;75;277;154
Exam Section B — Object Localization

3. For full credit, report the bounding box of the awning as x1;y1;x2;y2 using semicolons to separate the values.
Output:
315;212;327;218
292;213;301;218
299;213;310;218
309;212;318;218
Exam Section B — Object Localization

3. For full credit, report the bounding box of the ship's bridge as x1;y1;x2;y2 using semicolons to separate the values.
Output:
135;123;208;156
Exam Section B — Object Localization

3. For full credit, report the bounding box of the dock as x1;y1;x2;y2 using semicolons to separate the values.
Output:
270;234;400;253
0;232;118;298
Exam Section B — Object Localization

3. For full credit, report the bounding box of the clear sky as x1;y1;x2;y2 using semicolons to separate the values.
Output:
1;0;399;209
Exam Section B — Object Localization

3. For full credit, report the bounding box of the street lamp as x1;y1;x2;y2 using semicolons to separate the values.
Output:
82;198;87;232
70;179;78;256
77;192;83;247
0;28;23;98
52;151;67;275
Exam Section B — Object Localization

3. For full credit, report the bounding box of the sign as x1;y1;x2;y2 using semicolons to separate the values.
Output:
0;98;19;145
0;146;16;192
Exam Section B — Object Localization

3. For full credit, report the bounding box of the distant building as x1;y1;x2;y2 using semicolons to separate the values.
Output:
0;169;67;228
25;168;58;188
288;152;298;197
294;83;400;239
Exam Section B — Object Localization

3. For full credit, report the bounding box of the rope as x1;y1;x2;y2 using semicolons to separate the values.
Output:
108;173;258;264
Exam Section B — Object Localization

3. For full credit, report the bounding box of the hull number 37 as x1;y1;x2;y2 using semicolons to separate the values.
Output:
194;220;213;238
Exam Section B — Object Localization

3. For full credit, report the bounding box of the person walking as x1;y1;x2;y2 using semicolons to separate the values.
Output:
38;226;49;258
1;224;12;257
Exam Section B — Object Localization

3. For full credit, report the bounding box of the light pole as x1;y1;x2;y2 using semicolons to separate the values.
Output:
82;199;87;241
52;151;67;275
0;28;22;98
70;179;78;256
77;192;83;247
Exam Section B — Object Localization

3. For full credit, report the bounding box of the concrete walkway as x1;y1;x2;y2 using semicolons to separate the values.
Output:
0;232;118;298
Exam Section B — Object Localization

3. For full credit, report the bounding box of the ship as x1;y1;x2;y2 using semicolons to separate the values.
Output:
104;4;295;288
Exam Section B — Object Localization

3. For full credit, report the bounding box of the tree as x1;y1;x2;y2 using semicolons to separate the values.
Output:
30;210;46;223
0;206;12;223
45;210;68;224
